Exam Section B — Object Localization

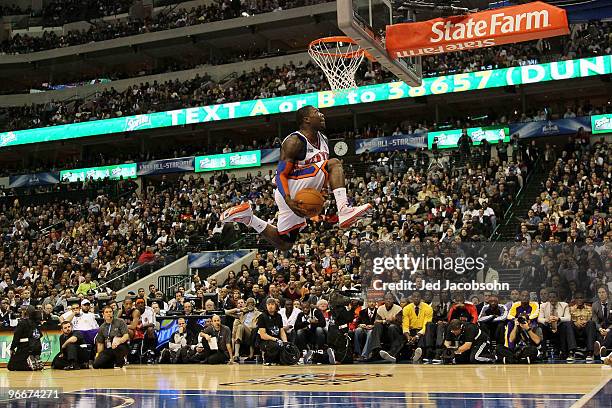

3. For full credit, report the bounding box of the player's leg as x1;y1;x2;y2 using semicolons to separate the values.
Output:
220;201;299;251
325;158;372;228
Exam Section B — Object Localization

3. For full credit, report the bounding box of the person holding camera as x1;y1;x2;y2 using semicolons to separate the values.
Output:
7;306;44;371
442;319;495;364
257;298;288;365
93;306;130;369
498;313;542;364
52;321;89;370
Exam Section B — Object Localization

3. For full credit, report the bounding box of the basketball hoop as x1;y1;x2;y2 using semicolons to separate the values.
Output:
308;36;373;92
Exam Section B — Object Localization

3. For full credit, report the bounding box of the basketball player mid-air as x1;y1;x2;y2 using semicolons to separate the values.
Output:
221;105;371;250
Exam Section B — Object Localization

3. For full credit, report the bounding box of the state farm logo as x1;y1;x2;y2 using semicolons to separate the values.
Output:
387;2;568;57
0;131;17;147
594;117;611;130
429;10;551;43
125;115;151;132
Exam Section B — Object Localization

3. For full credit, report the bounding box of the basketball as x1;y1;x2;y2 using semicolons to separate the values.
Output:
295;188;325;217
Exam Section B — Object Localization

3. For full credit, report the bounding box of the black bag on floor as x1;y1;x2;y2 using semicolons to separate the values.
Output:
279;343;300;365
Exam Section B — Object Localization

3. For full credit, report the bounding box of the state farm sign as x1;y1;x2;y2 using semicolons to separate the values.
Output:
386;2;569;58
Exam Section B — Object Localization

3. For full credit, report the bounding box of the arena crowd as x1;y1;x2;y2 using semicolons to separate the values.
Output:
2;133;610;368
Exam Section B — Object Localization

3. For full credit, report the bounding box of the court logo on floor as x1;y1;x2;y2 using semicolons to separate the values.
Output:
221;373;393;386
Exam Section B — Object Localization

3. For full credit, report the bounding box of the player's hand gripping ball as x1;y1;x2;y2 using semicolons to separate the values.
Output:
294;188;325;217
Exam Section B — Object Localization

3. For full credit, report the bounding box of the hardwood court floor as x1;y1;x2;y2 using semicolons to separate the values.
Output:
2;364;611;407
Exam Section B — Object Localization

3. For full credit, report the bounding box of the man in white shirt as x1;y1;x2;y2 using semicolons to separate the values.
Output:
155;230;168;246
537;290;571;357
280;299;301;342
75;299;100;332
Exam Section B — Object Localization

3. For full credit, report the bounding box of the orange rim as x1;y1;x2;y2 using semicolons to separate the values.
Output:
309;36;375;61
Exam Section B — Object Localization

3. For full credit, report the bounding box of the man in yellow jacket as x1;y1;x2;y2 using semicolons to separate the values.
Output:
379;291;433;363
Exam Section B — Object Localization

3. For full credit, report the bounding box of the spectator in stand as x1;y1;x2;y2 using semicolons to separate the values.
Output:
371;293;403;363
566;292;597;362
354;299;377;360
537;290;572;358
478;294;508;347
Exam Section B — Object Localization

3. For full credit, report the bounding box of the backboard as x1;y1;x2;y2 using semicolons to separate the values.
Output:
337;0;422;86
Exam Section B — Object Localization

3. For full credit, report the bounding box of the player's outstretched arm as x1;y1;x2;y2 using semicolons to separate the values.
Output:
276;135;309;218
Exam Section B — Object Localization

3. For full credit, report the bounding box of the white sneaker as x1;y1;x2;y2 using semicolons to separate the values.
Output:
338;203;372;228
379;350;396;363
412;347;423;363
603;352;612;366
303;350;314;364
327;348;336;365
594;341;602;357
221;202;253;225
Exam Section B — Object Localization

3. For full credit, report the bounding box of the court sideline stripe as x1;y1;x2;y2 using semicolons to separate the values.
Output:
570;375;611;408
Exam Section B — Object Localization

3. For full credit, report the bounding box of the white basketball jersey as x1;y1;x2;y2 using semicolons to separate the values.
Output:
282;131;329;166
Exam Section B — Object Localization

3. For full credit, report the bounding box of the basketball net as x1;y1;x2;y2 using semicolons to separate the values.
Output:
308;36;369;92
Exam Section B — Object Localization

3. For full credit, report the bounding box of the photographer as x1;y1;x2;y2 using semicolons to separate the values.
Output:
498;313;542;364
443;319;495;364
52;321;89;370
257;298;288;365
324;296;357;365
93;306;130;369
7;306;44;371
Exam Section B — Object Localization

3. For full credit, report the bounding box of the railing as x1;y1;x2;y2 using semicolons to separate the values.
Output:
98;242;187;293
489;156;543;241
160;275;192;299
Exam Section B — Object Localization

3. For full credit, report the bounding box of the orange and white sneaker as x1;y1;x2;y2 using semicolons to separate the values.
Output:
221;202;253;225
338;203;372;228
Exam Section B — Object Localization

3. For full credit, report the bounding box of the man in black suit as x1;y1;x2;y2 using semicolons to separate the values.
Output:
593;285;611;359
355;300;378;360
472;210;491;237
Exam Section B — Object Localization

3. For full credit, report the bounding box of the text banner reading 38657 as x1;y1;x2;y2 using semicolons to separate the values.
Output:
0;55;610;149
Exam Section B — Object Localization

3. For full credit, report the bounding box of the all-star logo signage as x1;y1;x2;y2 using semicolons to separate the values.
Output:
221;373;393;386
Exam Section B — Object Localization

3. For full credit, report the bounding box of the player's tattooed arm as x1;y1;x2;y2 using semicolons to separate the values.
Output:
277;135;308;218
